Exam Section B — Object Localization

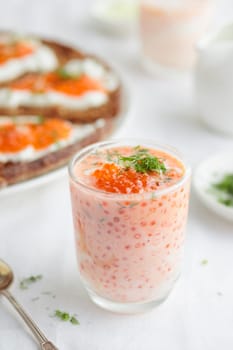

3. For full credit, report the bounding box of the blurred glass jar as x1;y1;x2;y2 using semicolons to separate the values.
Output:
139;0;214;74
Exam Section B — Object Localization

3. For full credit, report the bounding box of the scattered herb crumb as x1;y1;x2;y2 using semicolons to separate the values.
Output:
41;291;52;295
55;310;70;321
54;310;80;325
201;259;208;266
70;316;80;325
37;115;45;124
20;275;43;289
31;297;40;302
57;67;82;80
151;192;157;200
40;291;56;298
129;201;139;208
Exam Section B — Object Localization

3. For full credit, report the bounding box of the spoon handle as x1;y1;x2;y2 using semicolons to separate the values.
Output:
1;289;58;349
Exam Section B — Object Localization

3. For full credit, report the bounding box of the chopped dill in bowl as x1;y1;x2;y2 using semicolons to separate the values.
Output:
210;174;233;208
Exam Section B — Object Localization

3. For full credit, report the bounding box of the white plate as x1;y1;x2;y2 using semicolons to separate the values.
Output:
0;85;130;197
194;152;233;222
0;167;68;198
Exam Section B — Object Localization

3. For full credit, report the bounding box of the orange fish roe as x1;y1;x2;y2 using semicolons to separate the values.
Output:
0;124;33;152
30;119;71;150
92;163;161;194
45;73;105;96
0;118;72;153
0;42;34;64
10;72;105;96
10;74;46;92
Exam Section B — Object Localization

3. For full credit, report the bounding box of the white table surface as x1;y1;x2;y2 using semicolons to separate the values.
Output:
1;1;233;349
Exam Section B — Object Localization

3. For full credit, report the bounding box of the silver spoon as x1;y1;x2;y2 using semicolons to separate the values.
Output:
0;259;58;350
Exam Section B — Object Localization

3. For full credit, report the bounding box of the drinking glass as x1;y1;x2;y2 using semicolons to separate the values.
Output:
69;140;191;313
139;0;214;74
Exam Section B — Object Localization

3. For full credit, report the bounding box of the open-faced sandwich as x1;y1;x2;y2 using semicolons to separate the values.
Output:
0;32;123;189
0;115;112;188
0;32;121;123
0;32;58;83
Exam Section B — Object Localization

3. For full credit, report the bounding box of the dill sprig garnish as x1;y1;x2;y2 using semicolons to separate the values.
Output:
118;147;166;174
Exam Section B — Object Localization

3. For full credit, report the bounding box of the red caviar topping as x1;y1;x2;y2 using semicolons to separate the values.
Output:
92;163;156;194
45;73;105;96
0;118;71;153
0;42;34;64
30;119;71;150
10;73;105;96
0;124;32;152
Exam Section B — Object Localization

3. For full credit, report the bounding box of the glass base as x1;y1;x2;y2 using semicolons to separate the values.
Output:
87;289;170;314
141;54;190;78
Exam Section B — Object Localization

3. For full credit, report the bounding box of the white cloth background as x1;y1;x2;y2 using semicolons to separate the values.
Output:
1;0;233;349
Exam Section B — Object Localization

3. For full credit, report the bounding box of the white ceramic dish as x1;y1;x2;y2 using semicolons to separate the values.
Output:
0;85;130;197
90;0;137;35
0;167;67;198
194;152;233;222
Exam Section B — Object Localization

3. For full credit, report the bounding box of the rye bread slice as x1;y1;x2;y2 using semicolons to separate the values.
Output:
0;36;121;123
0;117;115;188
0;88;121;123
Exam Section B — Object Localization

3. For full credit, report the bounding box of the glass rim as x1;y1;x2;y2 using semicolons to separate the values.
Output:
68;139;191;199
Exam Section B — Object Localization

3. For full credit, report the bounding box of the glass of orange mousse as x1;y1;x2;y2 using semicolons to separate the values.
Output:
69;140;191;313
139;0;213;73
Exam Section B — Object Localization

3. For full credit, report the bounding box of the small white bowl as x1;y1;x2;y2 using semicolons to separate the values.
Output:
194;152;233;222
90;0;138;35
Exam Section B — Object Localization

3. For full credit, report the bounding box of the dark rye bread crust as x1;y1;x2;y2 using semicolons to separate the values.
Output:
0;37;121;123
0;118;116;188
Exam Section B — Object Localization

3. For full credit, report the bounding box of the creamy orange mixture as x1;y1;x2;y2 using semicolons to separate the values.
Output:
0;118;72;153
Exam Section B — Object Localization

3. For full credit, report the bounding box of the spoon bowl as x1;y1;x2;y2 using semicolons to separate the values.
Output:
0;259;13;290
